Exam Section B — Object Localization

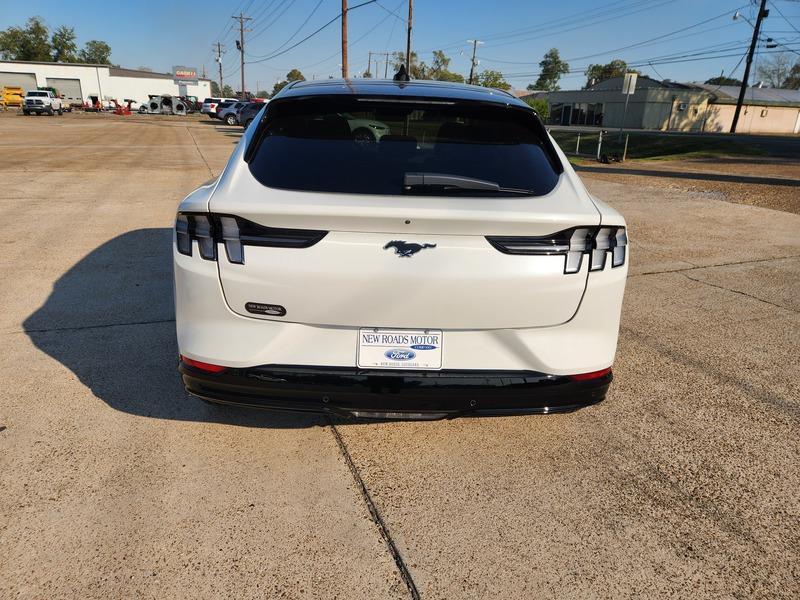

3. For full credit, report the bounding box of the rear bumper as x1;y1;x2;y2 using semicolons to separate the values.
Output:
179;361;612;419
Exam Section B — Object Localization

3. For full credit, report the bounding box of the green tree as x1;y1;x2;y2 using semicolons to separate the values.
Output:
79;40;112;64
221;84;235;97
0;16;52;61
523;96;549;120
51;25;77;62
210;81;221;96
392;51;428;79
429;50;465;82
255;89;269;98
704;75;742;86
475;69;511;90
584;59;636;87
531;48;569;91
362;70;373;78
271;69;305;97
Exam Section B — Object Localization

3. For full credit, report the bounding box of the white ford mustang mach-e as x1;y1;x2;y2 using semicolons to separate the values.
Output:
174;79;628;419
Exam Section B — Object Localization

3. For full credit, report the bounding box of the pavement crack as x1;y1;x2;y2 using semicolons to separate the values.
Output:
631;254;800;278
680;272;798;314
186;126;214;177
327;419;421;600
17;318;175;334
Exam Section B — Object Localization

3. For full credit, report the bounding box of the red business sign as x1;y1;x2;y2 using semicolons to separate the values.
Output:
172;66;198;84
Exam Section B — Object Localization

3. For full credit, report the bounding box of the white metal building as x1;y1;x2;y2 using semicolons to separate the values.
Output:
0;60;211;105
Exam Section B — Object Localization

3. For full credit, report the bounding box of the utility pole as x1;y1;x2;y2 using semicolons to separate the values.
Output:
467;39;483;85
232;12;252;99
368;51;373;77
213;42;225;93
405;0;413;75
341;1;349;78
731;0;768;133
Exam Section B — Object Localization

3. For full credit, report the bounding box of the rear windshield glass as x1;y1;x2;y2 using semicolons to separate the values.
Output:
247;96;561;196
204;97;220;103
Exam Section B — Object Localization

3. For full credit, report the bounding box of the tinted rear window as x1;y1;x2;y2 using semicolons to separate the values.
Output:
204;97;221;103
247;96;562;196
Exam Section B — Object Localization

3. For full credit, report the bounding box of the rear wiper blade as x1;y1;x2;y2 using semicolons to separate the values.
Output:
403;172;533;195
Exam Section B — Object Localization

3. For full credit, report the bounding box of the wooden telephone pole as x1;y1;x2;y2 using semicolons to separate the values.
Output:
341;1;349;78
405;0;413;74
731;0;768;133
213;42;225;92
467;39;483;85
232;13;252;98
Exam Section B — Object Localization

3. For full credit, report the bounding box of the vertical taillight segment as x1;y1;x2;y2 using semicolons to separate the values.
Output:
486;226;627;274
175;213;327;263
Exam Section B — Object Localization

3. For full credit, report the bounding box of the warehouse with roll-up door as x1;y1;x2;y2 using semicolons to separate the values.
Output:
0;60;211;105
0;70;36;92
45;77;83;105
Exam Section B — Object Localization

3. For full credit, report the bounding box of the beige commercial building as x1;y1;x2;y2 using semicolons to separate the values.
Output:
544;76;800;135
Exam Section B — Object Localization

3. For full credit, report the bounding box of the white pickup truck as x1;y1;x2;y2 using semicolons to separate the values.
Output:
23;90;63;116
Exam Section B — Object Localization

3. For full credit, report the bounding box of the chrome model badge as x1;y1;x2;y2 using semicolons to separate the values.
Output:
383;240;437;257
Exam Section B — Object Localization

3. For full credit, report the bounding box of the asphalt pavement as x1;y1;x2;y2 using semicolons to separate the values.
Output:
1;112;797;599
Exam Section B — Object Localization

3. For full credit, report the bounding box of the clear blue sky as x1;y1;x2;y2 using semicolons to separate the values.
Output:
3;0;799;91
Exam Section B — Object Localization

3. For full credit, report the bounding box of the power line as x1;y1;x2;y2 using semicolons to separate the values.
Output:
249;0;299;43
246;0;379;65
247;0;326;59
420;0;668;54
770;0;800;34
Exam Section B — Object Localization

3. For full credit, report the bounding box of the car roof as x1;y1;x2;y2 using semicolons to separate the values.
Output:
278;79;527;108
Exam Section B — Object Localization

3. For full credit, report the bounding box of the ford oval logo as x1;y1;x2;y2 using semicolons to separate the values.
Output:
385;349;416;361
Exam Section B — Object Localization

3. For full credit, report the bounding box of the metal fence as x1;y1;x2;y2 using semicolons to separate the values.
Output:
548;128;630;163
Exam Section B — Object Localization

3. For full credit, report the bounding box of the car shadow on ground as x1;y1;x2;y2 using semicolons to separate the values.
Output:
23;228;323;429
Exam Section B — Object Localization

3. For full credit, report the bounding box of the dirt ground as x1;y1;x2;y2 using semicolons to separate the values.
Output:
575;154;800;215
1;110;798;599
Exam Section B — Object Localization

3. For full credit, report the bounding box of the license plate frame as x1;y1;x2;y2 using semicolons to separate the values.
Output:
357;328;443;370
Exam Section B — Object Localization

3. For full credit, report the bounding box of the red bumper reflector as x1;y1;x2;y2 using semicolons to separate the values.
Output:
569;367;612;381
181;355;227;373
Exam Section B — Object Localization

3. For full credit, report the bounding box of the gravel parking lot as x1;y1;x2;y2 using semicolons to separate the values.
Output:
1;111;798;599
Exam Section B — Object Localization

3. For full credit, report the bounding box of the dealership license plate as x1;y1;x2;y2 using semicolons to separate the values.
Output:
357;329;443;370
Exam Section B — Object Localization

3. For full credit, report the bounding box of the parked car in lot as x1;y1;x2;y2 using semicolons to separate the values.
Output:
217;101;247;125
22;90;62;115
201;97;237;118
237;101;268;128
173;79;629;419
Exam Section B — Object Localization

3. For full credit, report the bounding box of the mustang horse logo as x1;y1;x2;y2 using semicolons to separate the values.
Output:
383;240;437;257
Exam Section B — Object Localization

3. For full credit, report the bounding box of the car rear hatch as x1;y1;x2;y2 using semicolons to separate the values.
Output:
206;92;602;330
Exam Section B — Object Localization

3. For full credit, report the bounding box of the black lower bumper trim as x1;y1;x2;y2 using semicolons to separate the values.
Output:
179;363;611;419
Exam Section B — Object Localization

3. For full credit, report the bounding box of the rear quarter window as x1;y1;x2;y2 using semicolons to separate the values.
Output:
247;96;562;197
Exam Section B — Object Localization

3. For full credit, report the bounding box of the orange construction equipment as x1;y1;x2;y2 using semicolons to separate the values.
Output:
112;99;131;116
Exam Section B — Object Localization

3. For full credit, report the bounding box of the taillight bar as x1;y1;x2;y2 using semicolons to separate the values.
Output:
176;212;327;264
486;226;627;274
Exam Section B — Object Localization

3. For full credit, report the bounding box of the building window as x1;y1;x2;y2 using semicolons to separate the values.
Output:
761;109;768;117
550;103;564;125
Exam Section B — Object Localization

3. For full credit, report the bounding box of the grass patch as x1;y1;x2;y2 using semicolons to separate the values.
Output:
550;130;765;161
